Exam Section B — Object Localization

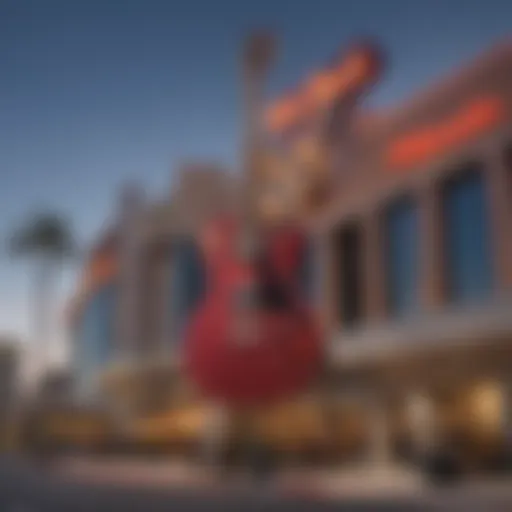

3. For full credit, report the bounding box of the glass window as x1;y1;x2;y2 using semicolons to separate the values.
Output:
385;196;420;317
74;282;117;394
442;166;493;302
334;223;363;328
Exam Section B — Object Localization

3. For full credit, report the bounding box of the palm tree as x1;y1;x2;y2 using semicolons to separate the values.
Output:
8;212;77;381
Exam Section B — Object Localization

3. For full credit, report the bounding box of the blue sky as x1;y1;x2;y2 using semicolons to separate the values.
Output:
0;0;511;360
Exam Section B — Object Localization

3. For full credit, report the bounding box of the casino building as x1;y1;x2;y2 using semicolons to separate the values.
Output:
67;40;512;472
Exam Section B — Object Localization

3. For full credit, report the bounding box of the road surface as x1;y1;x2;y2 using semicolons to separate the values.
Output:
0;455;424;511
1;456;512;511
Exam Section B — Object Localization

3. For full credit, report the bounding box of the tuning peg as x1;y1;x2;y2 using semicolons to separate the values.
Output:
244;30;277;72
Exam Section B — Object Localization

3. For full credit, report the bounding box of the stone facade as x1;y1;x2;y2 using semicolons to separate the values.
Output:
70;42;512;470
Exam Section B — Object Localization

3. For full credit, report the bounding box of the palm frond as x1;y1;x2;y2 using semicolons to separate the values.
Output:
8;211;77;260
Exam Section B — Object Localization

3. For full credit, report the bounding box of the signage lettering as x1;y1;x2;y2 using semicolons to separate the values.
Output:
387;96;505;170
265;44;382;134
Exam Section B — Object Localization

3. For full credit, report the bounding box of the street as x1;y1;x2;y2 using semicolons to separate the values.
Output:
3;456;512;511
0;455;426;511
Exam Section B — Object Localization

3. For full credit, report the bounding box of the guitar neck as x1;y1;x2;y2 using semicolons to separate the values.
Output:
239;32;276;240
241;68;261;233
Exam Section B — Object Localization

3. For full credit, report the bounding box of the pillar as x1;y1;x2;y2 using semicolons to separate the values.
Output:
115;182;146;360
156;243;173;352
407;391;436;463
313;228;336;332
418;181;445;311
500;380;512;465
202;404;230;469
486;147;512;291
363;209;386;323
366;397;392;468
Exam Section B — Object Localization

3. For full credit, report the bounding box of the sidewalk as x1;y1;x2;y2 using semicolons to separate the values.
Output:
56;457;216;490
55;457;425;500
277;465;425;500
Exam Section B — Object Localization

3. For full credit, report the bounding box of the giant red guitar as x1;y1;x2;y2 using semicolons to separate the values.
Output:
183;33;322;407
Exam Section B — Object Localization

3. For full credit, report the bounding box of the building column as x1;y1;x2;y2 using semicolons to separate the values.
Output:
363;210;386;323
313;228;336;333
156;244;172;352
366;396;392;468
115;182;146;360
486;147;512;291
201;404;230;468
406;391;436;464
418;181;445;311
501;380;512;463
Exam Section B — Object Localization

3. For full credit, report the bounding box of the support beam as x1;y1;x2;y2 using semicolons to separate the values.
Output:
366;397;392;468
407;391;436;464
363;210;386;322
201;404;229;468
486;147;512;290
418;181;445;311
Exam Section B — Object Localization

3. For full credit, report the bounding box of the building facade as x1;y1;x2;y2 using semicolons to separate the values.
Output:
69;164;235;414
0;338;19;420
68;41;512;472
314;41;512;471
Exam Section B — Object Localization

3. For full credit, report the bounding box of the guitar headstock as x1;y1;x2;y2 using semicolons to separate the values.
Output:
256;40;385;224
243;30;277;75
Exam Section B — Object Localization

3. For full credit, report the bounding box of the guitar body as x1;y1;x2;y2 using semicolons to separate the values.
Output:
183;216;323;406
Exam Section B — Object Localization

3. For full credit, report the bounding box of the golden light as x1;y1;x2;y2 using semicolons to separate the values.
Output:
43;415;109;443
133;407;207;441
469;381;504;433
254;400;327;448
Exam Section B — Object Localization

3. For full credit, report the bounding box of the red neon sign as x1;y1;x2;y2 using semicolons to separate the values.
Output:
265;43;382;134
386;96;505;170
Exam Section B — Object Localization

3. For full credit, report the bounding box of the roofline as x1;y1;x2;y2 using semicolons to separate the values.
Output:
361;38;512;129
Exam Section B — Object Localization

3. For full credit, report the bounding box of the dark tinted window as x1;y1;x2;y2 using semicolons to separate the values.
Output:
335;223;362;328
384;196;420;317
442;165;493;302
169;239;205;340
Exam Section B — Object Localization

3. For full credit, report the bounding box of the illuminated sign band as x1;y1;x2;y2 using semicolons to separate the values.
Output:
387;96;505;170
265;42;383;134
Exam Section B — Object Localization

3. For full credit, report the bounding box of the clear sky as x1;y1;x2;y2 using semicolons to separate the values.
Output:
0;0;511;365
